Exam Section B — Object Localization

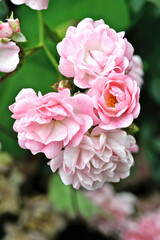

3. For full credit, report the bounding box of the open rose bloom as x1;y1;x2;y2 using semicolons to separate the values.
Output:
88;72;140;130
49;128;136;190
57;18;142;89
10;18;143;190
10;0;49;10
9;88;98;159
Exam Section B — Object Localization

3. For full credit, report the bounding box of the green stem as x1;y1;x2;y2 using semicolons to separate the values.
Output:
25;45;43;57
37;11;59;74
37;11;44;44
43;44;59;72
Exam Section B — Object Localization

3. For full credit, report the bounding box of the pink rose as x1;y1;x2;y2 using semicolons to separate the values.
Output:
123;210;160;240
128;55;144;87
10;0;49;10
49;127;136;190
88;72;140;130
7;18;21;33
0;22;13;38
57;18;134;89
0;42;20;73
9;88;98;159
0;18;21;39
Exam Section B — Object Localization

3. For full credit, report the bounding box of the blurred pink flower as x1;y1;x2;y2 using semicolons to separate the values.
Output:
0;42;20;72
9;89;98;159
85;184;137;235
128;55;144;87
88;72;140;130
86;184;137;218
57;18;134;89
123;209;160;240
49;127;136;190
10;0;49;10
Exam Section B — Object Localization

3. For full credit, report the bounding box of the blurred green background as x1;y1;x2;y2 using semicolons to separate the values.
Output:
0;0;160;239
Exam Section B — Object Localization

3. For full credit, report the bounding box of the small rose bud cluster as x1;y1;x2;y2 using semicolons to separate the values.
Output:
10;18;143;190
10;0;49;10
0;14;26;73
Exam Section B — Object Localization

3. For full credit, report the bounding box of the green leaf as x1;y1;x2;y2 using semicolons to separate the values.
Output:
44;23;61;44
150;76;160;104
44;0;131;32
48;174;100;219
0;0;9;20
147;0;160;7
11;32;27;43
151;137;160;152
129;0;146;13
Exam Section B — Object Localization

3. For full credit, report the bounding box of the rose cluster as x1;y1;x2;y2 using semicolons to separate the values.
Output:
10;18;143;190
0;15;26;73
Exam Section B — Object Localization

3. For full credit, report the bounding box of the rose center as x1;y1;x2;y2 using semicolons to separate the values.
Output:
106;94;118;108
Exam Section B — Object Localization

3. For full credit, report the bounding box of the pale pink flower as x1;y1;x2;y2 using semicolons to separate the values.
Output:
123;209;160;240
0;18;20;39
0;18;21;73
0;22;13;38
57;18;134;89
128;55;144;87
88;72;140;130
86;184;137;218
7;18;21;33
0;42;20;72
10;0;49;10
9;89;98;159
85;184;137;235
49;127;136;190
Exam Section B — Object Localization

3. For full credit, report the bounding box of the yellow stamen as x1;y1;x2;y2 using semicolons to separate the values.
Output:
106;95;118;108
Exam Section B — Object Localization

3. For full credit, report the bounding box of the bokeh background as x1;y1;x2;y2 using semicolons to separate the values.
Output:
0;0;160;239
